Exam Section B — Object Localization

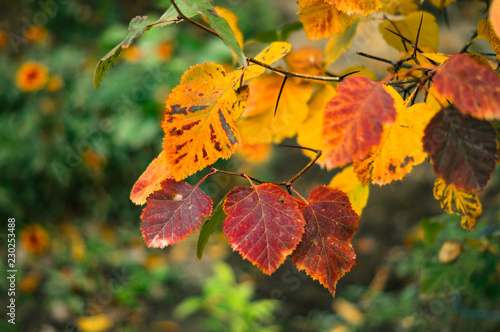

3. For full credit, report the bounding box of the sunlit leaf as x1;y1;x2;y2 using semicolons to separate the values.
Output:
214;6;243;48
298;0;353;41
178;0;246;67
94;16;149;89
297;84;337;166
429;0;457;9
433;178;482;230
237;73;313;144
323;76;397;169
433;54;500;120
423;106;498;192
379;11;439;52
329;165;369;216
76;314;113;332
354;88;439;185
382;0;419;15
223;183;305;275
162;62;249;181
291;186;359;296
130;151;171;205
236;141;272;163
197;198;226;259
141;179;213;248
326;0;382;16
227;42;292;84
491;0;500;39
286;46;325;78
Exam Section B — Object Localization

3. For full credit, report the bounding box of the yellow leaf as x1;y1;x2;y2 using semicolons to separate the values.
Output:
382;0;419;15
379;11;439;52
76;314;113;332
477;19;500;57
324;19;360;66
425;85;448;111
421;52;449;65
433;178;482;230
162;62;249;181
327;0;382;16
354;87;439;185
286;46;325;83
130;151;171;205
329;165;369;216
227;41;292;84
429;0;457;9
297;84;337;166
214;6;243;48
237;73;313;144
438;241;461;263
298;0;353;41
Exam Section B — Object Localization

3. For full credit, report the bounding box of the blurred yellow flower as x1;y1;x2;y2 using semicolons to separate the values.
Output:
122;45;141;63
76;314;113;332
24;26;48;42
0;31;7;49
21;224;50;255
46;75;64;93
20;271;42;293
157;41;173;61
16;62;48;92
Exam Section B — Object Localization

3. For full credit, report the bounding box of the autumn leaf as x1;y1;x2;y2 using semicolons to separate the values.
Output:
423;106;498;192
329;165;369;216
237;73;313;144
141;179;212;248
297;84;337;166
382;0;419;15
433;178;482;230
162;62;249;181
326;0;382;16
130;151;171;205
477;19;500;57
297;0;353;41
291;186;359;296
286;46;325;81
432;53;500;120
94;16;149;89
236;141;272;163
223;183;305;275
227;41;292;84
354;88;439;185
379;11;439;52
323;76;397;169
429;0;457;10
213;6;243;48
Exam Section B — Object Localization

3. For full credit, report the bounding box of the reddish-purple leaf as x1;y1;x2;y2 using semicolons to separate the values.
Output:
423;106;498;192
223;183;305;275
141;179;212;248
433;53;500;120
291;186;359;296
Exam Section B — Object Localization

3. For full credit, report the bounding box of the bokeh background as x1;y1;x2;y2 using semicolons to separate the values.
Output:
1;0;500;331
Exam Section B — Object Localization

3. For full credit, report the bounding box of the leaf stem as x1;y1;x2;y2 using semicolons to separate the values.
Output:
168;0;343;83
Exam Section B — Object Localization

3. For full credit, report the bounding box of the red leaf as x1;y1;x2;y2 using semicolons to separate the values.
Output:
223;184;305;275
141;179;212;248
423;107;498;192
433;53;500;120
291;186;359;296
323;76;396;169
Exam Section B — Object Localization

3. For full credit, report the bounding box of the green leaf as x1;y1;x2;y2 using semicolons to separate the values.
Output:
151;0;200;28
253;30;279;43
197;198;226;260
178;0;246;67
420;218;445;245
93;16;150;89
280;21;303;41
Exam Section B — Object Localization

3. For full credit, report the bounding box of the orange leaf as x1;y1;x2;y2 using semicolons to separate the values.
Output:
237;73;313;144
130;151;171;205
291;186;359;296
298;0;353;40
433;53;500;120
162;62;249;181
286;46;325;81
326;0;382;16
322;76;397;169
